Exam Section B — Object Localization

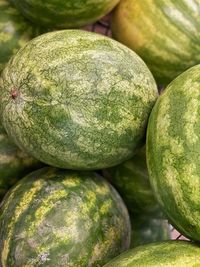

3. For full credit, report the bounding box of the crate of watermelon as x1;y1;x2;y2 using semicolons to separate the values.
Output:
0;0;200;266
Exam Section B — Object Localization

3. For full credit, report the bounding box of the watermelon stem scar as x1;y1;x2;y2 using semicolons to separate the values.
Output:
10;88;19;99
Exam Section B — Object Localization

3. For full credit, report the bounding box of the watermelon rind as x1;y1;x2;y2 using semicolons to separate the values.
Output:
11;0;120;28
130;213;170;248
103;148;161;216
112;0;200;85
0;122;40;200
104;241;200;266
147;64;200;241
0;167;131;266
0;0;41;73
0;30;158;170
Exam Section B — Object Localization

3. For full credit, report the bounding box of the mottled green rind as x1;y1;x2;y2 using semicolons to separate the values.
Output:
12;0;119;28
130;214;170;248
0;123;40;199
147;64;200;241
0;30;158;170
0;167;131;267
103;148;161;215
0;0;42;72
104;241;200;267
112;0;200;85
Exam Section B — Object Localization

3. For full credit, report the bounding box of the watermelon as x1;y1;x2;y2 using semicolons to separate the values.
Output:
0;167;131;266
111;0;200;86
103;148;160;216
0;30;158;170
147;64;200;241
130;213;170;248
11;0;119;29
104;241;200;267
0;122;40;199
0;0;41;73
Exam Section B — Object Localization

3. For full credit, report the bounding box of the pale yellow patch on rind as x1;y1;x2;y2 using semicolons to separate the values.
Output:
80;191;96;215
88;227;118;266
183;83;200;144
100;200;112;214
28;189;68;236
62;177;81;187
156;95;171;146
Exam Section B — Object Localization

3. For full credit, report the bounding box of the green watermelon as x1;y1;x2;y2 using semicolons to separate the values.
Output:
104;241;200;267
11;0;119;29
0;167;131;266
0;123;40;199
130;213;170;248
111;0;200;86
0;30;158;170
103;148;160;216
0;0;41;73
147;64;200;241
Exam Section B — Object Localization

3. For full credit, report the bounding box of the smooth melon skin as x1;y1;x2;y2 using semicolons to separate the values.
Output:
11;0;119;28
0;30;158;170
147;64;200;241
0;167;131;267
112;0;200;86
103;148;161;216
104;241;200;267
0;0;41;72
0;123;41;200
130;214;170;248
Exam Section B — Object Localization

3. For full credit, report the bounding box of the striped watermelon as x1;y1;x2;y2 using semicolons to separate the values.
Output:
0;123;40;199
130;213;170;248
103;148;160;216
0;0;41;72
0;167;130;266
0;30;158;170
11;0;119;28
112;0;200;85
104;241;200;266
147;65;200;241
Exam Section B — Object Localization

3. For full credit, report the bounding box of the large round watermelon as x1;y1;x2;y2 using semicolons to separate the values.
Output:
103;148;160;216
0;167;130;266
147;64;200;241
0;30;158;170
0;123;40;199
130;213;170;248
11;0;119;29
0;0;41;73
112;0;200;86
104;241;200;266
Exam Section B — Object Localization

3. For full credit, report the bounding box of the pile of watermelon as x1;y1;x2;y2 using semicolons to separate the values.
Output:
1;0;200;266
